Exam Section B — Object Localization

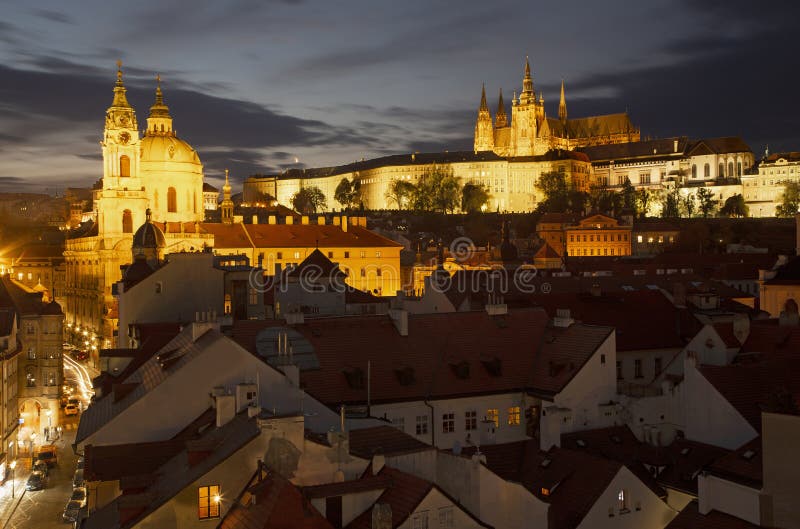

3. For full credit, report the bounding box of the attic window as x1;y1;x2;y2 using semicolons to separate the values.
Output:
541;487;550;496
540;458;552;468
395;366;415;386
742;449;757;460
450;361;470;380
680;447;691;456
342;367;365;390
610;435;622;444
481;357;502;377
576;439;586;447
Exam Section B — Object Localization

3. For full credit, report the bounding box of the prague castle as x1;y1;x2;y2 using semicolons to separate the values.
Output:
474;57;639;156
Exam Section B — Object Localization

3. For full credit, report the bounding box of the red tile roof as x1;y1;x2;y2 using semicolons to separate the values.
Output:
203;223;403;250
700;357;800;431
303;474;392;499
220;466;333;529
347;426;432;459
84;440;185;482
707;437;762;488
232;309;613;406
461;442;649;529
346;466;433;529
738;319;800;357
665;501;759;529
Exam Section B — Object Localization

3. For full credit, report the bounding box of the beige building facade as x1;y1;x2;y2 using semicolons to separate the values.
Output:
742;152;800;217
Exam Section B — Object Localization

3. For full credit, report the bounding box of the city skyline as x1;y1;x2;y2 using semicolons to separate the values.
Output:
1;0;799;193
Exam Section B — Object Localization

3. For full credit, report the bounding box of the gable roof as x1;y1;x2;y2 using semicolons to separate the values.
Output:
578;138;689;163
0;275;49;316
232;309;613;406
220;465;333;529
665;501;759;529
287;249;346;280
203;223;403;250
347;426;432;459
545;113;637;141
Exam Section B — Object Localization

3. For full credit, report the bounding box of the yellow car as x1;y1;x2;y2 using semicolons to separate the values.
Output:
64;404;79;416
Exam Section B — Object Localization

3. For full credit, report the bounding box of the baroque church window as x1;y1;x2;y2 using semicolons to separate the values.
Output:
122;210;133;233
728;162;734;177
719;163;725;177
168;187;177;213
704;163;710;178
120;155;131;177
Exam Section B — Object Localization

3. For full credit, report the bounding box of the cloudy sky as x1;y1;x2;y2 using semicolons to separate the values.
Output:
1;0;798;193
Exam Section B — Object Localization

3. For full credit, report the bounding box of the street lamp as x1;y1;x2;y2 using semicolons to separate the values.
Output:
9;460;16;499
46;409;53;441
30;432;36;465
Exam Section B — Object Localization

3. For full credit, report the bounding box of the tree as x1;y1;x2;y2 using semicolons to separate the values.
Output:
291;186;327;214
720;194;749;217
620;178;637;213
535;171;586;214
682;192;696;217
661;189;681;218
696;188;716;218
385;179;416;209
776;182;800;217
636;188;651;218
334;177;362;210
411;164;461;213
461;182;491;213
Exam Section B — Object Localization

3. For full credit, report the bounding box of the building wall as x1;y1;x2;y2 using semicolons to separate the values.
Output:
398;487;488;529
698;474;761;526
743;155;800;218
758;281;800;318
683;357;758;449
577;466;677;529
761;412;800;529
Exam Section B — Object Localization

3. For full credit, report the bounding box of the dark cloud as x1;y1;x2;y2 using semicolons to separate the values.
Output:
30;9;74;25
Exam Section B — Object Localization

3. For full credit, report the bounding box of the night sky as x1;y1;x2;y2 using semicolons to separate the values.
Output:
1;0;799;193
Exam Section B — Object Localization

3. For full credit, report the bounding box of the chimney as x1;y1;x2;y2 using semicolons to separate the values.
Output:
371;503;392;529
389;308;408;336
301;215;309;225
673;139;679;153
235;383;258;413
268;215;277;225
553;308;574;328
215;394;236;427
371;454;385;475
484;293;508;315
732;314;750;344
341;215;348;232
286;216;294;225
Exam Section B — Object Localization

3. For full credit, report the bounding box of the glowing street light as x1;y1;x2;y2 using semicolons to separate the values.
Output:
9;460;16;498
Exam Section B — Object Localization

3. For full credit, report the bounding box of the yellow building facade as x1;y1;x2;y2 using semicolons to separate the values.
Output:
564;214;632;257
743;152;800;217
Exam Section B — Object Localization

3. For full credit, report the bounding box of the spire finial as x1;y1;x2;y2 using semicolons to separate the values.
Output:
479;83;489;112
154;74;164;105
522;56;534;95
225;168;230;185
146;208;152;222
495;88;508;128
558;79;567;122
525;55;531;78
116;59;123;80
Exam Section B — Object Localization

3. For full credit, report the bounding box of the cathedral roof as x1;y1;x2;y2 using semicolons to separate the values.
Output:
132;209;166;250
544;113;637;141
140;135;201;165
579;138;691;162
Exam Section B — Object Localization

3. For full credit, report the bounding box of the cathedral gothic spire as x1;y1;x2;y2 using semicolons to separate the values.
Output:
559;80;567;122
473;84;494;153
479;83;489;113
522;56;534;95
495;89;508;128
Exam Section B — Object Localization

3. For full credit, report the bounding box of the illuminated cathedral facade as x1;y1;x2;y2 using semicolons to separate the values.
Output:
64;64;211;347
474;58;640;156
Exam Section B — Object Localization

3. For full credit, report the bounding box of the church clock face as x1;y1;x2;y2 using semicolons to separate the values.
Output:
117;131;131;145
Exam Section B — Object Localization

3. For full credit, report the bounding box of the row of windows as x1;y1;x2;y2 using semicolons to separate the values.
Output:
636;235;675;244
617;357;662;379
569;233;629;243
25;372;58;387
570;248;630;256
408;407;522;436
691;161;745;179
270;250;382;260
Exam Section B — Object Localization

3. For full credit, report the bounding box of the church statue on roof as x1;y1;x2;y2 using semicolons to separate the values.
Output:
474;57;640;157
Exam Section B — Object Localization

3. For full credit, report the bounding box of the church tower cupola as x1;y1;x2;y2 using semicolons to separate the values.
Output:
101;61;142;186
146;75;174;136
221;169;235;224
473;84;495;152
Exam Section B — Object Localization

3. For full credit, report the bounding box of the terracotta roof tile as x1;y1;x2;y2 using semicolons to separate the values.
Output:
346;466;434;529
232;309;613;406
665;501;759;529
347;426;432;458
707;437;762;488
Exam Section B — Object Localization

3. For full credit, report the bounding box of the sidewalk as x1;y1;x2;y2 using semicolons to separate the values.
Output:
0;472;26;529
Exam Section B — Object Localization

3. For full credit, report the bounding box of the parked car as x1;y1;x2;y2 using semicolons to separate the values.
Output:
65;404;79;416
73;468;84;488
76;456;84;470
62;500;82;523
36;445;58;467
33;460;49;476
71;486;87;507
26;471;47;491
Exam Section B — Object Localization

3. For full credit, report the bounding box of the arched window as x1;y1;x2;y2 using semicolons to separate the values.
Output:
728;162;734;177
719;163;725;177
120;155;130;177
168;187;177;213
737;162;742;176
122;209;133;233
704;163;710;178
691;165;697;179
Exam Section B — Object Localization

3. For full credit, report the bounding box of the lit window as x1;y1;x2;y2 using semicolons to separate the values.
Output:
438;507;454;529
344;251;350;258
507;406;521;426
618;489;627;511
637;235;643;243
486;408;499;428
376;251;381;258
413;512;429;529
442;413;455;433
360;251;366;258
17;273;22;281
198;485;220;519
293;251;301;259
415;415;428;435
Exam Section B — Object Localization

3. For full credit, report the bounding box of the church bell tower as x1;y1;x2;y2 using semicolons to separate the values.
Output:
102;61;141;185
473;84;495;153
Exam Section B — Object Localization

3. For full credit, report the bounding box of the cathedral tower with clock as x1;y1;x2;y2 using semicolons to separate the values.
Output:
65;63;211;347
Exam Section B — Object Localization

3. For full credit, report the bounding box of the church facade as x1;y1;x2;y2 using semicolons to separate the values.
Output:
64;65;211;349
475;58;640;156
